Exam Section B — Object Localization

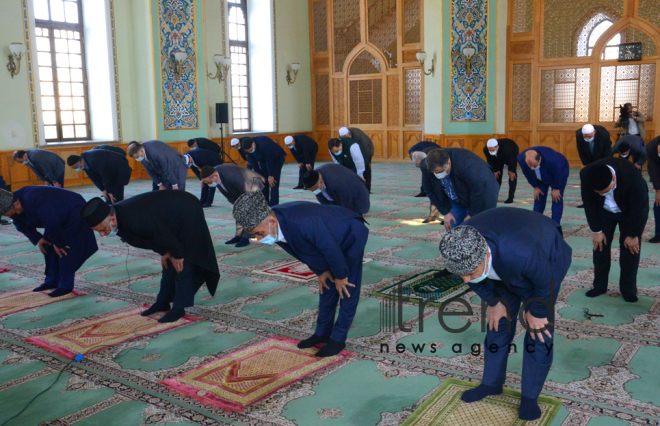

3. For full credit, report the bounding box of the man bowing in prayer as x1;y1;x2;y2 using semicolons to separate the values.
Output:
518;147;569;235
233;192;369;357
127;140;189;191
483;138;519;204
13;149;66;188
612;135;647;170
230;138;252;169
439;208;571;421
581;158;648;302
184;148;224;207
81;191;220;322
67;148;132;204
303;164;370;215
284;134;318;190
187;137;221;155
242;136;286;206
338;127;375;192
200;165;265;247
0;187;98;297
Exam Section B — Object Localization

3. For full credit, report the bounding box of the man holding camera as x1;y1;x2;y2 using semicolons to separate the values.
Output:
615;103;646;140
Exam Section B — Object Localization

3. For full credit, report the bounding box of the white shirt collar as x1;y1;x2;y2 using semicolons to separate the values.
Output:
276;223;287;243
486;247;502;281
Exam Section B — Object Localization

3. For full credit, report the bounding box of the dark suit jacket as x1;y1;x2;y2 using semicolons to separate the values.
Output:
141;140;188;187
185;149;224;180
212;164;264;204
580;158;649;237
290;135;318;165
518;147;569;190
114;191;219;295
25;149;65;184
81;149;132;191
191;138;221;155
613;135;647;167
246;136;286;177
482;138;519;172
347;127;374;161
421;148;499;216
576;125;612;166
464;208;572;318
273;202;369;280
93;145;127;157
408;141;439;158
315;164;370;215
12;187;98;276
646;136;660;190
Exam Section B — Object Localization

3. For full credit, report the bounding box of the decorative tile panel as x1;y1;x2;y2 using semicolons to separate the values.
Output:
387;74;399;126
450;0;488;121
512;0;533;33
639;0;660;31
158;0;199;129
404;68;422;125
403;0;421;44
512;63;531;122
315;75;330;126
333;78;345;127
313;0;328;53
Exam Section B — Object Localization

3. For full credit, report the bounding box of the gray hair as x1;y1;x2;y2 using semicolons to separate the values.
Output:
425;149;450;172
127;142;142;157
411;151;427;164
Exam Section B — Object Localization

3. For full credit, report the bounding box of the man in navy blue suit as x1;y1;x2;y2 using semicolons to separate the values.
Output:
409;141;439;197
187;137;221;155
285;134;318;189
184;148;224;207
518;147;569;234
67;150;132;204
303;164;370;215
233;191;368;357
439;208;572;421
241;136;287;206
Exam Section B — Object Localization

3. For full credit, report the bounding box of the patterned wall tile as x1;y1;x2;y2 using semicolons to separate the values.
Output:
512;0;533;33
450;0;488;121
387;74;399;127
333;0;361;72
404;68;421;125
512;63;531;122
313;0;328;53
158;0;199;130
315;74;330;126
368;0;397;68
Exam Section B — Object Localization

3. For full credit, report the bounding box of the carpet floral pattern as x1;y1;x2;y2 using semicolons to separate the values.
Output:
0;162;658;425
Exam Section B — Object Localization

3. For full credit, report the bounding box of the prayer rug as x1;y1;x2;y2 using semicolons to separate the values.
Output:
253;259;372;282
0;268;9;273
25;304;202;359
402;378;562;426
375;269;470;306
160;335;353;412
0;288;85;318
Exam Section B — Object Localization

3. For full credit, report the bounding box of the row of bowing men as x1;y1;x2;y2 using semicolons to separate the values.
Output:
2;125;658;421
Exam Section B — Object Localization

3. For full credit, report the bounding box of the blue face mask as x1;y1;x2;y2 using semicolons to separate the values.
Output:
208;182;218;188
135;156;145;162
469;255;489;283
192;146;198;150
585;137;594;142
259;223;277;245
335;150;342;156
75;167;83;172
600;187;615;197
313;188;322;195
108;229;118;237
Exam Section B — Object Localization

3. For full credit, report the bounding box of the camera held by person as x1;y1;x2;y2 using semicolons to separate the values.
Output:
615;103;647;141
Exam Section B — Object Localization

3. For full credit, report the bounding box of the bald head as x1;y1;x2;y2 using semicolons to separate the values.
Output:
525;150;541;170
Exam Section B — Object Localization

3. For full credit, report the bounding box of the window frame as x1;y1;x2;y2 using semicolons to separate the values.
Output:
228;0;253;133
35;0;92;143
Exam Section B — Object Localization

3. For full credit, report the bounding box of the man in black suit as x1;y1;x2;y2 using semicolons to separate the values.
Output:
200;165;265;247
184;149;224;207
646;136;660;243
230;137;252;170
67;150;132;204
422;148;499;231
576;124;612;167
483;138;519;204
285;135;318;189
188;137;221;155
613;135;647;170
303;164;370;215
581;158;648;302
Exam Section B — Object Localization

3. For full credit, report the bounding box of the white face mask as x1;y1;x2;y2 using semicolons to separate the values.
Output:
585;137;594;142
434;171;448;179
208;181;218;188
312;188;322;195
469;256;489;284
488;150;497;156
620;153;630;158
135;156;145;162
600;186;615;197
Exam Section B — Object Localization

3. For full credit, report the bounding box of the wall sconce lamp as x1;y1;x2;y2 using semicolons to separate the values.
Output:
286;63;300;85
7;43;25;78
461;47;476;76
208;54;232;83
416;51;435;76
172;50;187;80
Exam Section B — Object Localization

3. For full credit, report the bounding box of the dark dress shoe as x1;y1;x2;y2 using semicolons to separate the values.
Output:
414;192;427;198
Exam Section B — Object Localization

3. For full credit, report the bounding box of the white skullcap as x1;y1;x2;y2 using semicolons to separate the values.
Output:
230;138;240;146
284;136;294;145
338;127;349;137
486;139;499;148
582;124;595;134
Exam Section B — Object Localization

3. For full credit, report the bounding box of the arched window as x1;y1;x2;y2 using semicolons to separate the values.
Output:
577;13;616;57
587;20;618;56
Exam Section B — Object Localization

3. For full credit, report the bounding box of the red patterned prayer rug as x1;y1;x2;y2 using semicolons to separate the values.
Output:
25;304;202;359
0;267;9;273
160;335;353;412
0;288;85;318
253;258;372;282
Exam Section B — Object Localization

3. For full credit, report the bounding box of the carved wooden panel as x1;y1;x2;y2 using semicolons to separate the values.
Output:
313;0;328;52
315;74;330;126
511;41;534;56
387;131;399;158
563;132;581;163
403;0;421;44
368;0;398;68
403;131;422;154
332;78;345;127
403;50;421;63
349;79;383;124
470;137;489;160
349;50;383;75
333;0;361;72
509;131;531;152
314;131;332;160
313;57;329;70
387;74;399;126
367;131;384;157
404;68;422;124
512;63;532;122
538;132;561;152
445;137;466;149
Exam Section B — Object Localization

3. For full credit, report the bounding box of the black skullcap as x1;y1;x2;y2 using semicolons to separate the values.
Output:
624;102;633;108
241;137;255;151
586;163;613;191
200;166;217;179
80;197;111;228
618;142;630;153
67;155;82;166
303;170;320;189
187;139;196;147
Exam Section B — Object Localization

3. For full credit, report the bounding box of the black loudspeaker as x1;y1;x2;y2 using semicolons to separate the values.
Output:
215;103;229;124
